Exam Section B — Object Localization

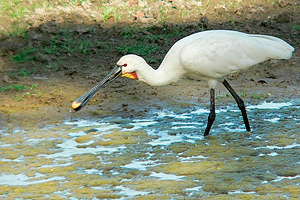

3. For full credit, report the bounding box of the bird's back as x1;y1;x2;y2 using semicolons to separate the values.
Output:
170;30;294;79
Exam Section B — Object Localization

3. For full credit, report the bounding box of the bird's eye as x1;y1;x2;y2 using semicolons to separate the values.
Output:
123;64;127;67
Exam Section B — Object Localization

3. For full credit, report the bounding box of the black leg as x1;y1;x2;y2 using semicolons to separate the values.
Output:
204;88;216;136
222;79;251;132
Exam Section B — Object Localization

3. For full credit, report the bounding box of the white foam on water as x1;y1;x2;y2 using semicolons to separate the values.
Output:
40;162;73;168
219;122;235;126
190;108;210;115
172;125;197;130
44;138;126;158
223;126;247;133
186;186;203;191
264;117;281;123
147;131;203;146
0;143;12;148
186;186;204;196
247;101;293;110
96;124;121;132
228;190;256;195
1;156;25;163
110;170;120;175
83;168;103;175
255;143;300;150
155;110;192;119
64;120;120;132
172;122;203;126
268;152;279;156
171;121;203;130
91;186;108;190
129;120;158;130
178;155;208;162
122;160;160;171
67;131;87;137
149;172;184;181
54;189;73;199
255;135;264;139
26;138;48;144
0;173;65;186
259;152;279;157
64;119;103;127
272;175;300;182
114;185;150;197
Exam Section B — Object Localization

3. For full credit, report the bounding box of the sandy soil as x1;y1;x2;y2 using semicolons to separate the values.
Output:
0;0;299;129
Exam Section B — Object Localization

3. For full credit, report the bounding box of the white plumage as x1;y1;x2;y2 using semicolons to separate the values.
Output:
119;30;294;88
72;30;294;136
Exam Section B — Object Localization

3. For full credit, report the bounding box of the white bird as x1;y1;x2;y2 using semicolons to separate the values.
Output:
72;30;294;136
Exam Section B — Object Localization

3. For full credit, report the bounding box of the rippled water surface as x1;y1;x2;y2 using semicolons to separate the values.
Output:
0;100;299;199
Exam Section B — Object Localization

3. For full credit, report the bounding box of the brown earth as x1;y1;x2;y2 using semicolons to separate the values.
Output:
0;0;299;129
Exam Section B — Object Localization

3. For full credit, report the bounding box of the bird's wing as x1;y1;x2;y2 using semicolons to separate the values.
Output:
178;33;293;79
249;34;294;59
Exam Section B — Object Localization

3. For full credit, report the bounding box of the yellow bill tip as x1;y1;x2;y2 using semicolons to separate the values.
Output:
71;101;81;110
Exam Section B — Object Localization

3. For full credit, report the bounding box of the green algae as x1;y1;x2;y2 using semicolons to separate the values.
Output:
75;134;94;143
7;181;61;199
71;155;103;170
1;102;300;199
133;193;172;199
70;187;120;199
0;136;25;144
38;166;75;175
96;130;149;146
123;179;195;194
167;142;194;154
1;147;21;160
200;194;288;200
61;174;121;188
152;161;224;177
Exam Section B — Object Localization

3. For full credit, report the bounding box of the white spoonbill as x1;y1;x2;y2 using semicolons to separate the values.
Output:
72;30;294;136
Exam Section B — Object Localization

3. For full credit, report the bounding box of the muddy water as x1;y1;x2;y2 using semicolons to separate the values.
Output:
0;100;300;199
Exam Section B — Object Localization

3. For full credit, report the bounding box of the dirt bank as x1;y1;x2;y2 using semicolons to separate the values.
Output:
0;0;299;129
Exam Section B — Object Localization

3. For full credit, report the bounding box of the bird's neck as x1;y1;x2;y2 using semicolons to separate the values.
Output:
136;57;184;86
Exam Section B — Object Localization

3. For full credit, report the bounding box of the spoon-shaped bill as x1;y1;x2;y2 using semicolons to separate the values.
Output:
71;65;122;111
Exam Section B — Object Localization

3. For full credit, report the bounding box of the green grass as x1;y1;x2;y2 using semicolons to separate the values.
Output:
0;0;297;78
0;1;38;36
46;63;59;72
102;5;117;22
19;67;37;77
240;90;247;98
12;48;37;62
0;84;38;92
44;32;96;55
117;42;159;62
101;3;127;22
11;29;98;63
292;24;300;30
251;93;268;100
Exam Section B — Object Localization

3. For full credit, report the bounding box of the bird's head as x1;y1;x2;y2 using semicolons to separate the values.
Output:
117;54;146;80
71;54;142;111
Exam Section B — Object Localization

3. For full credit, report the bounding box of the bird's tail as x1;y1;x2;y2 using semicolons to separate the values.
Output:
250;34;294;60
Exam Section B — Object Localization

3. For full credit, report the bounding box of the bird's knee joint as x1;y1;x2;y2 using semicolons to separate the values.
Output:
237;100;245;109
208;113;216;121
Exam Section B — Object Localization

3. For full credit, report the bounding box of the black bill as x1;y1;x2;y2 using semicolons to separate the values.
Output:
71;65;122;111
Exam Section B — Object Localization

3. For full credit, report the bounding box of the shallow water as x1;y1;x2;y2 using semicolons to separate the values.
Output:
0;100;299;199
